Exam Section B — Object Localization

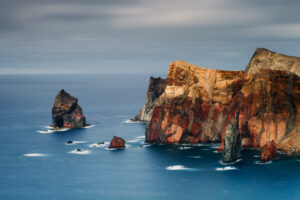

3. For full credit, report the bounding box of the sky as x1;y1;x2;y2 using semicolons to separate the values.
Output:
1;0;300;74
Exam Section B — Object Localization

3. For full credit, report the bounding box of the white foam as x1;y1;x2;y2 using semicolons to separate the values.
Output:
66;141;87;145
219;158;243;165
216;166;237;171
88;142;109;148
84;124;96;129
255;160;272;165
24;153;48;157
166;165;189;171
136;136;145;139
202;148;210;151
211;145;220;149
68;149;90;155
124;119;147;124
178;147;193;150
214;150;220;153
188;156;202;159
253;155;261;158
37;126;70;134
128;138;142;143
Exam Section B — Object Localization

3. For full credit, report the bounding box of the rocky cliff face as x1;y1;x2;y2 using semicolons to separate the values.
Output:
52;89;86;128
132;77;167;121
143;48;300;157
145;60;244;143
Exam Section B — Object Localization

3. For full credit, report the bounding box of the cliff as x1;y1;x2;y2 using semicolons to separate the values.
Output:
142;48;300;159
52;89;86;128
132;77;167;121
145;60;244;143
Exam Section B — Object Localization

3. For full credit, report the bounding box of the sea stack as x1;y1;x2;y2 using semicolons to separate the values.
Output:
109;136;125;149
132;77;167;122
52;89;86;128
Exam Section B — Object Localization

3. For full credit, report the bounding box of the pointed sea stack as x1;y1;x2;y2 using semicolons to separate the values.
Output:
52;89;86;128
132;77;167;122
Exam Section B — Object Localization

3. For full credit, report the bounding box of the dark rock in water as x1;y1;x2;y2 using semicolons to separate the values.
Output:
222;113;242;163
52;89;86;128
109;136;125;149
261;140;277;162
97;142;105;145
76;148;82;152
132;77;167;122
67;140;73;144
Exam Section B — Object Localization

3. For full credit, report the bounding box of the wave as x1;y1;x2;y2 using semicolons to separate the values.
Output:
65;141;87;145
88;142;109;148
255;160;272;165
214;150;220;153
166;165;197;171
178;146;193;150
124;119;147;124
219;158;242;165
84;124;96;129
37;126;70;134
253;155;261;158
24;153;48;157
68;149;90;155
216;166;237;171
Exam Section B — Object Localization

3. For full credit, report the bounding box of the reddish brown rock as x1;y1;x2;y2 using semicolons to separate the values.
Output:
261;140;277;162
145;60;244;143
109;136;125;149
52;89;86;128
143;48;300;158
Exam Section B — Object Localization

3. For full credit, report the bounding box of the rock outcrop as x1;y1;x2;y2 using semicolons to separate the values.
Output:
142;48;300;157
109;136;125;149
132;77;167;121
261;140;277;162
52;89;86;128
222;113;242;163
145;60;244;143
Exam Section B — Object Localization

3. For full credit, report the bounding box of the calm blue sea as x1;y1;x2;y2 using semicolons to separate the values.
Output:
0;74;300;200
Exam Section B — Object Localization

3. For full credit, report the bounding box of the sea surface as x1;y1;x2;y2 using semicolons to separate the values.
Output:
0;74;300;200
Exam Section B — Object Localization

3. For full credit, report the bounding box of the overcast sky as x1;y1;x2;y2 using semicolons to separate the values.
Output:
1;0;300;74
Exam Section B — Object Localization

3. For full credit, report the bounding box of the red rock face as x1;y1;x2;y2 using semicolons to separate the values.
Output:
261;140;277;162
144;48;300;156
109;136;125;149
145;60;244;144
52;89;86;128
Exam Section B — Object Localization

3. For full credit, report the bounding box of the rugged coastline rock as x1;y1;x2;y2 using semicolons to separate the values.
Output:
261;140;277;162
142;48;299;157
109;136;125;149
145;60;244;143
52;89;86;128
222;113;242;163
132;77;167;122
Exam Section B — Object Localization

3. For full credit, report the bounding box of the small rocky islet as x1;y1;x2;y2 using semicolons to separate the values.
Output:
51;48;299;162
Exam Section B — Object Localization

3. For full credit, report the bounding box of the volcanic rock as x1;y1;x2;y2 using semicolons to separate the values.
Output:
132;77;167;121
261;140;277;162
222;113;242;163
109;136;125;149
52;89;86;128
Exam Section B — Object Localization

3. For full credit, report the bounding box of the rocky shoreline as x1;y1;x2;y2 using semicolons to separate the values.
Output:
135;48;300;163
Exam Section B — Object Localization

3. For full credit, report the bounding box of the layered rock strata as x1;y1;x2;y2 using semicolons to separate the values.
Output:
132;77;167;121
52;89;86;128
142;48;300;157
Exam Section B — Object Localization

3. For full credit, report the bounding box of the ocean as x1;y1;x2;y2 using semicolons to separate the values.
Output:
0;74;300;200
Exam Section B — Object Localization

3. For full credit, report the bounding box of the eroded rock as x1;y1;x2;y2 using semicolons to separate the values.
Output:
261;140;277;162
109;136;125;149
52;89;86;128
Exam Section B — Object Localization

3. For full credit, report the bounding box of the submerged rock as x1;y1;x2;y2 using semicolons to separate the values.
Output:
52;89;86;128
132;77;167;122
67;140;73;144
109;136;125;149
261;140;277;162
222;113;242;163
